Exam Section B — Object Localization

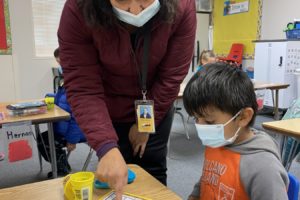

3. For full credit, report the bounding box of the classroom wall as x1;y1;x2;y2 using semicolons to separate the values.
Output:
0;0;55;102
261;0;300;40
0;55;15;101
183;13;210;84
242;0;300;71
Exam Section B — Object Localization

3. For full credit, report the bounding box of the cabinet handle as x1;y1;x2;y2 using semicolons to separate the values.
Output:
279;56;283;67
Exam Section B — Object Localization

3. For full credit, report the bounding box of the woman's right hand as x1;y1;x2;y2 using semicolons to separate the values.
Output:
96;148;128;200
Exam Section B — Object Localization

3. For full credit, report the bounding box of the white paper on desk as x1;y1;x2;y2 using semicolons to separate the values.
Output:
0;121;34;163
101;191;149;200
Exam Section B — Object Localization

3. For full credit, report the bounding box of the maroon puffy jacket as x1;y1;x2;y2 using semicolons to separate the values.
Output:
58;0;196;158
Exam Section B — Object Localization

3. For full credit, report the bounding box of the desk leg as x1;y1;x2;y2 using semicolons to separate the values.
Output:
34;125;43;172
281;135;287;161
285;139;300;171
274;89;280;120
47;122;57;178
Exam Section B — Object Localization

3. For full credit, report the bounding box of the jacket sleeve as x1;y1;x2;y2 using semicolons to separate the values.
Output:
57;0;118;158
148;0;196;125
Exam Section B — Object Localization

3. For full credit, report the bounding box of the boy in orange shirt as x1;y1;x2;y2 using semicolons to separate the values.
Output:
183;63;289;200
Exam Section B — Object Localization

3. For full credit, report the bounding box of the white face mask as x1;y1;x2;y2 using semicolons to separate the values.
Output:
112;0;161;27
195;110;242;148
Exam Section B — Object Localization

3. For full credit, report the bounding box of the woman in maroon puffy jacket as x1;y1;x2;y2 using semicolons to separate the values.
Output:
58;0;196;198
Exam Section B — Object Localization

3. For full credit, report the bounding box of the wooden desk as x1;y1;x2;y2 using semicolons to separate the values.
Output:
0;164;182;200
253;82;289;120
262;118;300;170
262;118;300;138
0;102;70;178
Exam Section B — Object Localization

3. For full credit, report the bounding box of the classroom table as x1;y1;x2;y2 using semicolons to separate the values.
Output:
0;164;182;200
0;102;70;178
262;118;300;170
253;82;289;120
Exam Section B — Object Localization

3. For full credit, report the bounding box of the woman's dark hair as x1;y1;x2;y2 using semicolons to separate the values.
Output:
183;62;258;127
77;0;178;28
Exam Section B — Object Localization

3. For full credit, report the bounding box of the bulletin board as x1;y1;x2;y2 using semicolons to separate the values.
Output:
213;0;262;59
0;0;11;55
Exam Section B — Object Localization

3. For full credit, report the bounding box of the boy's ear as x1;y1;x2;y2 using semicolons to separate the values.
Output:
237;107;254;127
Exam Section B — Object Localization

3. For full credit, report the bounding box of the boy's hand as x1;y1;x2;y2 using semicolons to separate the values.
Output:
66;143;76;152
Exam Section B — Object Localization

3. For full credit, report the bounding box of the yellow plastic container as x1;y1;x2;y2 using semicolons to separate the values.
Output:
44;97;55;110
64;172;94;200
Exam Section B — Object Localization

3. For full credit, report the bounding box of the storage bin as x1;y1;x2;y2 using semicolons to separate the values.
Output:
286;29;300;39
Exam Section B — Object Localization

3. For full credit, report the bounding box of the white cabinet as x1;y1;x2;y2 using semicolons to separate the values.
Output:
254;40;300;109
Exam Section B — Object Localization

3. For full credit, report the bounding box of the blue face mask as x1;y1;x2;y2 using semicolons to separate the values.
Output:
195;110;242;148
112;0;160;27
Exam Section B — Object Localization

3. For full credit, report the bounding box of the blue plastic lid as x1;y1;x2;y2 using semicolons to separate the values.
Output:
94;168;136;189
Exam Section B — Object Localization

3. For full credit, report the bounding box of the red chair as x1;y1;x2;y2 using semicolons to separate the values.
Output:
219;43;244;68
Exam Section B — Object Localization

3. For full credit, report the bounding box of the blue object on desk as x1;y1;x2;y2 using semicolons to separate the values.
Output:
94;168;136;189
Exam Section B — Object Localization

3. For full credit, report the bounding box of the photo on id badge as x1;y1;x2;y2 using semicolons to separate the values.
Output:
136;104;155;133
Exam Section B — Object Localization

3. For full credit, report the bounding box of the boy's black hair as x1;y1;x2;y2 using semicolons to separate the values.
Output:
183;62;258;126
54;48;59;58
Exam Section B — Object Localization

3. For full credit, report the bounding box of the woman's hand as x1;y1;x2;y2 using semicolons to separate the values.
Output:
66;143;76;152
97;148;127;200
128;124;149;158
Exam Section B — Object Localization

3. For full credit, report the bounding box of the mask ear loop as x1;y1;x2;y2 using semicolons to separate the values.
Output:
225;109;244;143
224;109;243;126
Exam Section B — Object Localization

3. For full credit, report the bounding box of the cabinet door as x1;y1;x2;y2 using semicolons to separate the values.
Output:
254;42;270;82
265;42;287;107
269;42;287;84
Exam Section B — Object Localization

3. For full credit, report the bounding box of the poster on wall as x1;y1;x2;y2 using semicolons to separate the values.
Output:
213;0;262;59
0;0;11;55
224;0;249;16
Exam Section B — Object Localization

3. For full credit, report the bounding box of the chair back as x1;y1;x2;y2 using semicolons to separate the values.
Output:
288;173;300;200
226;43;244;65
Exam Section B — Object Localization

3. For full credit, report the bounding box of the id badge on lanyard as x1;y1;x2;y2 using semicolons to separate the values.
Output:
135;93;155;133
134;23;155;133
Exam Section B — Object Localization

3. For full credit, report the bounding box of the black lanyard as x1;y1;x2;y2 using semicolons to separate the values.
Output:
139;24;151;100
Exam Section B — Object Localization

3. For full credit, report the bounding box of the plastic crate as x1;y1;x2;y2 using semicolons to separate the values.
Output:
286;29;300;39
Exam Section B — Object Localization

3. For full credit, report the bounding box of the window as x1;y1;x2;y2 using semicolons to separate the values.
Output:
32;0;66;57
